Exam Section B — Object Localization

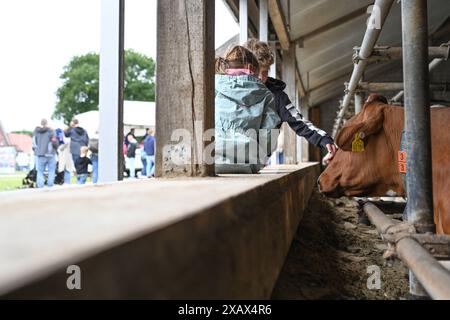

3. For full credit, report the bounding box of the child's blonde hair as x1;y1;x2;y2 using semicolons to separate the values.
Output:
243;39;274;69
215;45;260;75
80;146;89;156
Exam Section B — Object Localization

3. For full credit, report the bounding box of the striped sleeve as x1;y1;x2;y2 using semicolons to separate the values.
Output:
278;92;334;149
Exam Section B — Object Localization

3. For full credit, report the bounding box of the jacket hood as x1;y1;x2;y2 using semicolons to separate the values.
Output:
35;126;51;134
72;127;86;138
74;127;86;136
215;75;270;107
265;77;286;92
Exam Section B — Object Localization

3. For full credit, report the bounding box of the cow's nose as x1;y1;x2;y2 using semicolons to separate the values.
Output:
317;177;322;193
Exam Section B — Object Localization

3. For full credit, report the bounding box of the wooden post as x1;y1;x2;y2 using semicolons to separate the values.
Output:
281;46;297;164
156;0;215;177
295;89;303;162
308;107;322;162
268;0;290;51
300;99;310;163
98;0;124;183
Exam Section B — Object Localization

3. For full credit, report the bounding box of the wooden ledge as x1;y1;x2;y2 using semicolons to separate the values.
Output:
0;163;319;299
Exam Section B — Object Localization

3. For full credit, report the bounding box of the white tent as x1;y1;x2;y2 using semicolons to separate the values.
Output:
75;101;156;137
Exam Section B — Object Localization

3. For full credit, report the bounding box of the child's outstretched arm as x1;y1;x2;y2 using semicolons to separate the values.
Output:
277;91;334;149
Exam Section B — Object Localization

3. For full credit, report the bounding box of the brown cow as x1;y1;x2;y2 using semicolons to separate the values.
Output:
318;94;450;234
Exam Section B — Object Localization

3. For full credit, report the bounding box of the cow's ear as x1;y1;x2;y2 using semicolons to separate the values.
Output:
335;123;365;151
366;94;388;105
336;106;385;151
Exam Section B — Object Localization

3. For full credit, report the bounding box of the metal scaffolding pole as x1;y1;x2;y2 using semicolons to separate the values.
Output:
354;46;449;62
364;203;450;300
357;82;449;92
402;0;435;298
332;0;395;138
391;42;450;103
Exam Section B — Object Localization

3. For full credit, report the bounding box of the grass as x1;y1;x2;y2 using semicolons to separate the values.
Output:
0;173;96;192
0;175;26;192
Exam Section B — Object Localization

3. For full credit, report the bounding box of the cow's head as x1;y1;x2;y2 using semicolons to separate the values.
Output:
318;94;405;198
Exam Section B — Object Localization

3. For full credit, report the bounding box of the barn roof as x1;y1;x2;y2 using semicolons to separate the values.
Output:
7;133;33;153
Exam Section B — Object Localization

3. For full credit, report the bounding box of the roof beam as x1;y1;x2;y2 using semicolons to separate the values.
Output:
225;0;258;38
248;0;260;37
295;66;306;97
292;5;369;43
268;0;290;50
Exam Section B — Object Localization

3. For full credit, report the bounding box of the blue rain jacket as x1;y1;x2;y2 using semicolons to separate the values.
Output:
215;74;281;174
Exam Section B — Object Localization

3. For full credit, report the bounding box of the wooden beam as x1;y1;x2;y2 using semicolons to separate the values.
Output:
224;0;239;23
225;0;258;38
248;0;260;38
295;66;306;98
156;0;215;177
268;0;290;50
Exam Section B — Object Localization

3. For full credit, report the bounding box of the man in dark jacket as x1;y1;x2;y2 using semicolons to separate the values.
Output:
33;119;59;188
144;129;155;177
64;118;89;165
244;39;337;165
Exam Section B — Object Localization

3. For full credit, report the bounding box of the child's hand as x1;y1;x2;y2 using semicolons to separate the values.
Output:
323;144;337;166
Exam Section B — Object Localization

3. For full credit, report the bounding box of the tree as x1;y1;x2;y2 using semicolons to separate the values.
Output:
53;50;155;124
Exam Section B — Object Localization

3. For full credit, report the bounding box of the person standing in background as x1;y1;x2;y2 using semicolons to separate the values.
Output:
64;118;89;166
124;128;136;148
33;119;59;188
126;136;138;179
55;128;72;184
75;146;92;185
144;129;155;178
57;137;74;184
89;132;99;184
140;128;150;178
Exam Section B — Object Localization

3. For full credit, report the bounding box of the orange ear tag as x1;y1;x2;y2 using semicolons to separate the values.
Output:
352;133;365;152
398;151;407;173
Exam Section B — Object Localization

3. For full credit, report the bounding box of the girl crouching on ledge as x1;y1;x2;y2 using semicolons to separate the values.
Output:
215;45;281;174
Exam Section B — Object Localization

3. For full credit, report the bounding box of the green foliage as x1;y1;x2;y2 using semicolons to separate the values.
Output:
12;130;33;137
53;50;155;124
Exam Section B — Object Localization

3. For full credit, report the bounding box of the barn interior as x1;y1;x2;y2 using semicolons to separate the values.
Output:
1;0;450;300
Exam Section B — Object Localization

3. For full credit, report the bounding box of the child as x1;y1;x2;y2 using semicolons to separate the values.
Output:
215;45;281;174
243;39;337;165
75;146;92;185
126;137;138;179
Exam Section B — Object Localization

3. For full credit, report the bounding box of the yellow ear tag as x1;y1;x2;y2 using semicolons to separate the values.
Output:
352;133;365;152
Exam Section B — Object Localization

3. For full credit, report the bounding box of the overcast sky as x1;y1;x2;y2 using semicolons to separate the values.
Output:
0;0;239;132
